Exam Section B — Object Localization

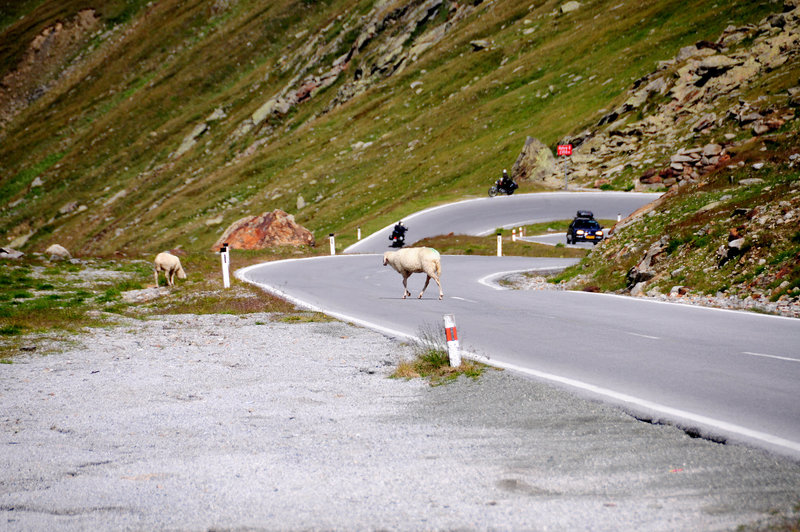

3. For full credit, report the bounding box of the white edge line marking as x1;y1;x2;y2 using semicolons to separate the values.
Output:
465;352;800;456
477;266;577;291
237;257;800;457
743;351;799;363
627;332;660;340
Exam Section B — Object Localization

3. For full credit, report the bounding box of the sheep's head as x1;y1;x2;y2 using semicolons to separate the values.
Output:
382;251;391;266
177;268;187;279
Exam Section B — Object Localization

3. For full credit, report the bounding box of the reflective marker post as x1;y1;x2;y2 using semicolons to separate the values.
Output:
497;232;502;257
329;233;336;256
357;227;362;241
220;243;230;288
443;314;461;367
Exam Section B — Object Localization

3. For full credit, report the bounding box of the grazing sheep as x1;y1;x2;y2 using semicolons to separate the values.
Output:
154;252;186;287
383;247;443;300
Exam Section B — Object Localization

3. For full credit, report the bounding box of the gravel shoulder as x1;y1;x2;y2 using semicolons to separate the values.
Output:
2;313;799;531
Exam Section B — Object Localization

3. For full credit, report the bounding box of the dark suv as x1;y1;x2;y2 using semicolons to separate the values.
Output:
567;211;604;245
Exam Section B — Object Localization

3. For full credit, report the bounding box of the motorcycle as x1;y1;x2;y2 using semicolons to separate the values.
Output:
488;179;518;197
390;228;407;247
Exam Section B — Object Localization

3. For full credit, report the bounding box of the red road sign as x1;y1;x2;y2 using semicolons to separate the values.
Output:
557;144;572;156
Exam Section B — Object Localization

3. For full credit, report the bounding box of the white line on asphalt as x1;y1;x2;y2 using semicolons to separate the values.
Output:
627;332;660;340
743;351;799;363
237;258;800;459
450;296;477;303
466;352;800;459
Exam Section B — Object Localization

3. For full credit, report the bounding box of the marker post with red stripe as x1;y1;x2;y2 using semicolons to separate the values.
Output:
443;314;461;367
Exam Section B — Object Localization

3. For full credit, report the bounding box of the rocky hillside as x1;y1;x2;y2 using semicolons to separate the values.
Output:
554;1;800;310
1;0;797;304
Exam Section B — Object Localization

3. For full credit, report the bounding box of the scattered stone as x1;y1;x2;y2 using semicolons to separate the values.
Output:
121;287;170;303
58;202;79;215
469;39;490;51
630;281;648;297
560;1;581;14
45;244;71;260
205;215;224;227
0;247;24;260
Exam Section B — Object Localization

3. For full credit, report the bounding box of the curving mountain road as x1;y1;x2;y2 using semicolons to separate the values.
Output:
239;192;800;459
344;191;658;253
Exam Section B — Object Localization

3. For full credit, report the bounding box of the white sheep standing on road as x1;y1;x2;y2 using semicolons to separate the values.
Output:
383;247;443;300
154;252;187;287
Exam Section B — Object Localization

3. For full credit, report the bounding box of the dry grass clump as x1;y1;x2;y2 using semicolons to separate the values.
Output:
391;323;488;386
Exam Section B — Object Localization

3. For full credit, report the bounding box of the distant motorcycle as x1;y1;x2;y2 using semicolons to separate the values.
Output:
390;225;407;247
488;179;518;197
390;233;405;247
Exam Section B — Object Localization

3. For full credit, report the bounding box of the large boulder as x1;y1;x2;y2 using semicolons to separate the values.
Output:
511;136;560;188
212;210;315;250
45;244;71;260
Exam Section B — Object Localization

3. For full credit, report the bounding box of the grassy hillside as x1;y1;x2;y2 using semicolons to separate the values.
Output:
0;0;778;257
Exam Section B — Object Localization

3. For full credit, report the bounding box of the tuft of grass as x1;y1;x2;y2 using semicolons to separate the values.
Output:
0;324;25;336
391;322;489;385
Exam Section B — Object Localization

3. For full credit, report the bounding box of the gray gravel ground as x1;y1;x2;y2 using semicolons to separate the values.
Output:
2;313;799;531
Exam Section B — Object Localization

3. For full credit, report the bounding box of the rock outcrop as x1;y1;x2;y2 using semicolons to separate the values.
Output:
0;9;100;129
560;2;800;191
510;137;560;187
212;210;315;250
229;0;480;143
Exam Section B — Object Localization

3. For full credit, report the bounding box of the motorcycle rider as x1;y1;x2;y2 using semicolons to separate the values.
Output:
391;221;407;241
496;169;517;193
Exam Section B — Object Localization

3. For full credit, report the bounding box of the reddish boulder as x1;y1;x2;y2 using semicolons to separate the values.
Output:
212;210;315;250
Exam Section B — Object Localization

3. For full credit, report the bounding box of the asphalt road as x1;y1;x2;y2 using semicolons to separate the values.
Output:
344;191;658;253
239;255;800;460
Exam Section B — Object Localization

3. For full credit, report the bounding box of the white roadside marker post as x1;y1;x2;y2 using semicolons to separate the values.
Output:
329;233;336;256
512;228;517;242
357;227;361;241
443;314;461;367
497;232;502;257
220;243;230;288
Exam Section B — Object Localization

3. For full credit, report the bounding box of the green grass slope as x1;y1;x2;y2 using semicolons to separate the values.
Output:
0;0;778;257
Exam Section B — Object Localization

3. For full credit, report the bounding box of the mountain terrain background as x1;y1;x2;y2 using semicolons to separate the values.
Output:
1;0;799;304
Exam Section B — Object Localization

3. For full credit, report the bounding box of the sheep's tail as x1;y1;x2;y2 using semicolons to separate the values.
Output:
430;248;441;277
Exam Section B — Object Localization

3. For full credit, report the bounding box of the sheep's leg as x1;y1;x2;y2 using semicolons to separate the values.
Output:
431;274;443;300
419;275;431;299
402;274;411;299
421;267;443;300
167;271;174;286
154;269;159;287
